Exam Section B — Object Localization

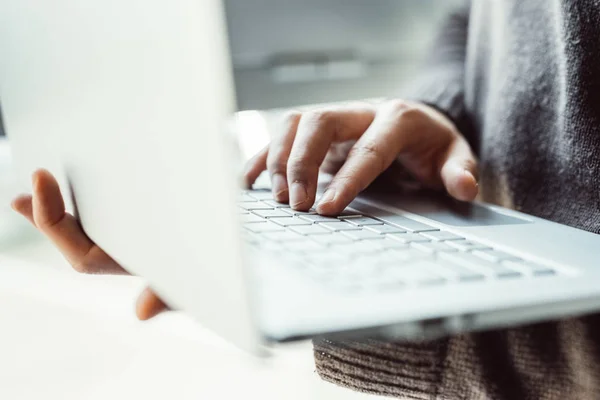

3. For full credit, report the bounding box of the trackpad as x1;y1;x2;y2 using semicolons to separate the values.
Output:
357;191;531;227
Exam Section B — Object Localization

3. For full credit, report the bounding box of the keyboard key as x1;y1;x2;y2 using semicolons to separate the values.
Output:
240;202;274;211
242;231;260;244
332;241;382;254
481;264;522;278
306;253;350;267
311;233;354;245
446;240;492;251
261;200;289;208
325;281;366;293
411;242;459;254
341;217;384;226
284;241;327;252
472;249;521;262
378;238;410;250
381;261;447;285
248;190;273;200
290;224;332;235
341;262;384;279
262;231;305;242
239;194;257;202
437;262;485;281
439;252;522;278
360;253;404;267
280;208;317;216
337;209;363;218
503;260;556;276
363;279;407;292
299;214;341;223
420;231;464;241
365;224;407;234
241;214;265;223
269;217;312;227
371;249;429;265
256;240;285;252
318;221;362;231
386;233;432;243
252;209;292;219
376;216;439;232
342;229;387;240
244;222;285;233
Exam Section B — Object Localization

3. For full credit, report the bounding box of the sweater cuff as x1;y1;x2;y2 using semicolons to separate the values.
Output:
313;338;447;398
405;71;464;122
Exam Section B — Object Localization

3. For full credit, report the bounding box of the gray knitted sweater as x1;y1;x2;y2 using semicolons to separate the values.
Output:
314;1;600;399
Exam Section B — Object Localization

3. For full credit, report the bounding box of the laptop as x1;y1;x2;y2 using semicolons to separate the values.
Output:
2;0;600;354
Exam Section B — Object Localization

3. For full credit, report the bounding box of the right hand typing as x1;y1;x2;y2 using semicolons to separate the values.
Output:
11;169;168;320
243;100;479;215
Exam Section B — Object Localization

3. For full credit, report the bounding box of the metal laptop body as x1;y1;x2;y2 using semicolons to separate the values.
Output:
2;0;600;354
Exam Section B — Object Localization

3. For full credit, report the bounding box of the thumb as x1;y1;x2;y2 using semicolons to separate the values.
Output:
439;137;479;201
136;287;169;320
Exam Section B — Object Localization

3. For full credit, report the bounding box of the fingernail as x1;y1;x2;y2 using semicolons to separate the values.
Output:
290;182;308;209
319;189;336;207
271;173;288;201
462;169;479;199
463;169;478;185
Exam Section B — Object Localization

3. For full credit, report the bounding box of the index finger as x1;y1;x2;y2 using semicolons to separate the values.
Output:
315;107;410;215
286;106;375;210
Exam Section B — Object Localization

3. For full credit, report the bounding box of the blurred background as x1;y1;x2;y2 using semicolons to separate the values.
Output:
225;0;462;110
0;0;460;136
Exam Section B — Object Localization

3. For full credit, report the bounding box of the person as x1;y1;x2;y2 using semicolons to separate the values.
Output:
10;0;600;398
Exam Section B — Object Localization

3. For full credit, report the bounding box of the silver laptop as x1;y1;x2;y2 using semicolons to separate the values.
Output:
2;0;600;354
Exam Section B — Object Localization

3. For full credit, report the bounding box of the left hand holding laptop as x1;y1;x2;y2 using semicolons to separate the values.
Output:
11;169;169;320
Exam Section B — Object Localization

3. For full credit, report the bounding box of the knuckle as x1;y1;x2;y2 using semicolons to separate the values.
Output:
384;99;423;123
71;259;94;274
349;141;388;171
266;158;288;175
287;145;321;167
70;247;97;274
331;173;361;194
301;109;335;129
287;152;309;167
281;110;302;126
385;99;412;113
286;155;312;178
36;214;64;231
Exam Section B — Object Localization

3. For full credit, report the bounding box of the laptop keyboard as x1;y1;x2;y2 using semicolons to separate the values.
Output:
239;189;557;292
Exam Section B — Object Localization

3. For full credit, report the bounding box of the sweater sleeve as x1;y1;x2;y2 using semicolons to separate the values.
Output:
401;0;476;149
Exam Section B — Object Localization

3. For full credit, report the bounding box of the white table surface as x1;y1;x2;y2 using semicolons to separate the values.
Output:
0;237;382;400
